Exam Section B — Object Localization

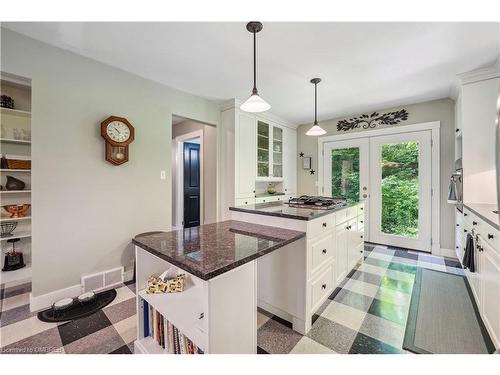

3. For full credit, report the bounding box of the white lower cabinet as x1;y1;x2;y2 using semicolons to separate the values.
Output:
335;222;349;285
479;238;500;348
310;265;334;312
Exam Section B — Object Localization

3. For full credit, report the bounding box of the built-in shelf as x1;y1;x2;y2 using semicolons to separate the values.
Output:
0;190;31;194
0;169;31;173
0;216;31;223
0;231;31;241
134;337;169;354
0;138;31;145
1;265;32;284
0;107;31;118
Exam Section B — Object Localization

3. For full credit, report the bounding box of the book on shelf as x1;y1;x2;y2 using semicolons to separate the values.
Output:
142;297;202;354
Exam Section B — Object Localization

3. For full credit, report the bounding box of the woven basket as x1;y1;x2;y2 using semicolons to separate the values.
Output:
6;158;31;170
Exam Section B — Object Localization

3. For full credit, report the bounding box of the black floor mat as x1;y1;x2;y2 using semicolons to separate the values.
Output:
37;289;117;323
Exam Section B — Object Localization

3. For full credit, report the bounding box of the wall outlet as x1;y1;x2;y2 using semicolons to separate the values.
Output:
160;170;166;180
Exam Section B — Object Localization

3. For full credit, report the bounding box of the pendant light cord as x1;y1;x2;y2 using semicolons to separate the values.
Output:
314;81;318;125
253;31;257;94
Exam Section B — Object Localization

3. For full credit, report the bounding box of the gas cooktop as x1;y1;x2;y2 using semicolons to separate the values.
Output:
287;195;348;210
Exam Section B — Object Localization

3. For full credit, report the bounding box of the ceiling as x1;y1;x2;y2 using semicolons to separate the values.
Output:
4;22;500;125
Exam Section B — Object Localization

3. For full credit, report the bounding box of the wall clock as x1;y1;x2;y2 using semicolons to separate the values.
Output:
100;116;135;165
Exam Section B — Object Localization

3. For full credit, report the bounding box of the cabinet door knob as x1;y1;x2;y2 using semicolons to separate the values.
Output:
321;284;327;289
455;129;459;133
464;213;468;216
472;221;478;226
360;235;363;239
322;222;327;227
360;250;363;253
456;246;459;249
322;249;327;254
488;233;494;239
360;220;364;223
464;229;467;233
456;224;459;227
360;207;364;210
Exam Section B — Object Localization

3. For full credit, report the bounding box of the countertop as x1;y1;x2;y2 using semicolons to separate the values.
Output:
132;220;305;281
229;201;358;221
464;203;499;230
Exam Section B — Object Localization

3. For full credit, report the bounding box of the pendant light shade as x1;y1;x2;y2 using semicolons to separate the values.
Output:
306;78;326;136
240;22;271;113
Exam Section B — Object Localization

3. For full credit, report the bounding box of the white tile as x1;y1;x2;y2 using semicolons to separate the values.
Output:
320;301;366;332
0;316;57;347
113;315;136;345
430;263;447;272
358;263;387;276
367;252;393;263
106;286;135;308
360;313;405;349
257;312;270;329
290;336;337;354
1;292;30;312
343;278;379;298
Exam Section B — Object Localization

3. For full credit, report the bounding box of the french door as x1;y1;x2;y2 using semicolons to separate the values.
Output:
323;130;432;252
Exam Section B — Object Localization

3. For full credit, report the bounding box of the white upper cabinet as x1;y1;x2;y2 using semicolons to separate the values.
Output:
256;119;286;181
283;126;297;195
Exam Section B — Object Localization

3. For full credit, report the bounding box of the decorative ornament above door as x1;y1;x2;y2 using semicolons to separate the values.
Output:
337;109;409;132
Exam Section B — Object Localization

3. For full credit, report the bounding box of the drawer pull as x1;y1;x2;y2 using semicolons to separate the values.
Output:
360;250;363;253
464;229;467;233
473;221;478;226
456;224;459;227
322;222;327;228
360;235;363;239
488;233;494;239
321;284;327;289
360;207;364;210
464;213;468;216
360;220;364;223
456;246;459;249
322;249;327;254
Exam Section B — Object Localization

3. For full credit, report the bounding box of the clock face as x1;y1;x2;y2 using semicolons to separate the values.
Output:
106;121;131;143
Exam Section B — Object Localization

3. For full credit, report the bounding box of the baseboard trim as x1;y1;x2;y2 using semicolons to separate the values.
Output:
30;284;81;312
434;248;456;258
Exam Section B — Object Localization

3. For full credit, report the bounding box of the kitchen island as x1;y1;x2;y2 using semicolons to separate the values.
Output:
132;220;305;354
230;200;365;335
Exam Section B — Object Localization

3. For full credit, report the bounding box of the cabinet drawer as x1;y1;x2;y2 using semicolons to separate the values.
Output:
308;215;335;239
235;198;255;207
311;234;334;274
311;265;334;312
347;206;357;221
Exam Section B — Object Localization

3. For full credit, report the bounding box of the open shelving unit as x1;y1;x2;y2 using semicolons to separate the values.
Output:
1;71;32;285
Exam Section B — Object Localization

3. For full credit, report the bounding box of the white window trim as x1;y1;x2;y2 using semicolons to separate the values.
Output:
317;121;441;253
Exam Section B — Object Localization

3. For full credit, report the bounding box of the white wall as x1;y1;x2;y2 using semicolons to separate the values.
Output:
296;98;456;250
171;120;218;226
1;28;220;296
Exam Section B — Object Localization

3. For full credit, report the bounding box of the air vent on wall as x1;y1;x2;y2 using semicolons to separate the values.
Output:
81;266;124;293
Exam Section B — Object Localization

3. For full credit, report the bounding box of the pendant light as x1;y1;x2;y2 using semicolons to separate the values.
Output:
240;22;271;113
306;78;327;136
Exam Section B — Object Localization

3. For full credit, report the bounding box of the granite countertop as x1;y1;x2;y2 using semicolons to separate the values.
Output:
464;203;499;230
229;201;358;221
132;220;305;281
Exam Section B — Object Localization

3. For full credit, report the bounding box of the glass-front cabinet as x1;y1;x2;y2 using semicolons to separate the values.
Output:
256;120;284;180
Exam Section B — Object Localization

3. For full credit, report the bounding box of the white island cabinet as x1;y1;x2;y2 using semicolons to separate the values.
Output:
230;201;365;334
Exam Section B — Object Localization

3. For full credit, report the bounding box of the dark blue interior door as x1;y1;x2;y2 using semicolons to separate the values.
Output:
183;142;200;228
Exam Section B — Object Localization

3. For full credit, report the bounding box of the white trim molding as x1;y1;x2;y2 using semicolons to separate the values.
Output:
30;284;82;312
317;121;441;254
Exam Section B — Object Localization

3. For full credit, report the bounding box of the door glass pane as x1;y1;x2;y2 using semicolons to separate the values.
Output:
272;127;283;177
331;147;359;202
381;141;419;238
257;121;269;177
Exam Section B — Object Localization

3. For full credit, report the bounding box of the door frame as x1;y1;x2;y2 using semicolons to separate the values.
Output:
173;130;204;229
317;121;441;253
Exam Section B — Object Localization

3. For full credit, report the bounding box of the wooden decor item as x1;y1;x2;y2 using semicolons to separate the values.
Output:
100;116;135;165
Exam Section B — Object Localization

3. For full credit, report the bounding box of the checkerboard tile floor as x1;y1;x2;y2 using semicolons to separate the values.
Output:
0;244;464;354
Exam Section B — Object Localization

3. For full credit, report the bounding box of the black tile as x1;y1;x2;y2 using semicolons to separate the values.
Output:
349;332;403;354
444;258;462;268
257;346;269;354
394;249;419;260
271;314;293;329
388;262;417;274
367;298;408;325
328;287;342;300
311;314;320;325
110;344;132;354
0;303;35;327
57;309;113;346
1;282;31;300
